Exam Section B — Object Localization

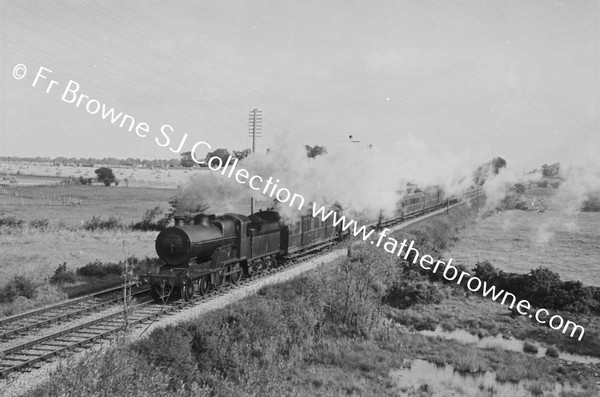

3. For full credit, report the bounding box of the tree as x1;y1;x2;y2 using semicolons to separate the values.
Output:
541;162;560;177
473;156;507;185
164;196;210;226
305;145;327;158
180;151;194;168
205;148;231;169
232;148;251;161
491;157;507;175
95;167;116;186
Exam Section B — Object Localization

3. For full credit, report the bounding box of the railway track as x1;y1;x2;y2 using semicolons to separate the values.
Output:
0;285;149;341
0;191;483;378
0;251;327;378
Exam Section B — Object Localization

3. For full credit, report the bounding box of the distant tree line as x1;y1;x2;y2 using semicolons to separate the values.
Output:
1;143;328;171
0;156;184;169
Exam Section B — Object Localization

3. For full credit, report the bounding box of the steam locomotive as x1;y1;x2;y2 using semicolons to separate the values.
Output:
141;209;347;302
141;187;449;302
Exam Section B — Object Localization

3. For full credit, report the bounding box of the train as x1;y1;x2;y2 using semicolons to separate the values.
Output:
141;187;452;302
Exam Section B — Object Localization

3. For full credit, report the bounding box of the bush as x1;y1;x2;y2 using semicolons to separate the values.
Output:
473;261;500;282
83;216;124;231
125;256;162;274
130;206;166;231
322;245;398;335
0;283;19;303
29;218;50;229
0;275;36;303
25;344;184;396
0;216;24;228
536;180;548;188
545;346;559;358
523;342;538;354
50;263;77;284
581;195;600;212
76;259;122;277
386;280;443;309
513;183;526;193
496;192;527;211
134;325;197;388
13;275;36;299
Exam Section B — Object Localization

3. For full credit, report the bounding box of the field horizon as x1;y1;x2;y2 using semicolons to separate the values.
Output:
446;186;600;287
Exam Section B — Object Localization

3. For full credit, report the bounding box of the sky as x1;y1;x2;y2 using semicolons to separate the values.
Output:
0;0;598;171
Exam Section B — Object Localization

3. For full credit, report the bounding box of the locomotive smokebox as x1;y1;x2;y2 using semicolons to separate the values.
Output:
155;222;223;266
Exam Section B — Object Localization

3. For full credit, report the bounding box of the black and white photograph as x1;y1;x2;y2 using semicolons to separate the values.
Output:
1;1;599;396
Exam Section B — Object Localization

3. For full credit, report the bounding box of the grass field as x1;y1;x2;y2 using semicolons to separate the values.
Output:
0;184;175;227
0;228;157;286
0;172;272;287
446;186;600;286
0;161;209;188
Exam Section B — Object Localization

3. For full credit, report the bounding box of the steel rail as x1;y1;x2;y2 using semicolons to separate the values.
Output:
0;288;150;340
0;283;143;328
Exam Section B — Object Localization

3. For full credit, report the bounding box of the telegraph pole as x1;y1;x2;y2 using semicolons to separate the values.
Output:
248;109;262;215
248;109;262;154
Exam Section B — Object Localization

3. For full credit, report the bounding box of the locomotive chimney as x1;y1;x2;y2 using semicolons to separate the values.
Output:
173;215;185;226
194;214;210;226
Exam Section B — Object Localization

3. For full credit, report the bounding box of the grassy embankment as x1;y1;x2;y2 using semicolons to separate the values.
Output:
20;202;600;396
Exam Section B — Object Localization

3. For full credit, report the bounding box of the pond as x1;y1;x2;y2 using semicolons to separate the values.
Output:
420;326;600;365
390;359;582;397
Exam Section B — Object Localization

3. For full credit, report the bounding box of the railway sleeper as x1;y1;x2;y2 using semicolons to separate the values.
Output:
0;356;29;363
135;309;163;315
85;325;118;330
38;342;73;348
70;331;106;338
52;337;87;343
102;320;125;325
7;351;44;357
23;347;57;353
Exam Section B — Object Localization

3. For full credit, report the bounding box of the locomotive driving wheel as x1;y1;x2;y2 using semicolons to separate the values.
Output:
197;276;209;296
180;280;194;301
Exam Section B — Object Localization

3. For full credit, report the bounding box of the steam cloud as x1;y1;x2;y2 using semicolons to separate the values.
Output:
174;130;599;239
174;132;484;221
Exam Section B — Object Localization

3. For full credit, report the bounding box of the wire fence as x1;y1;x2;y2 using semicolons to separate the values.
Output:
0;188;84;206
